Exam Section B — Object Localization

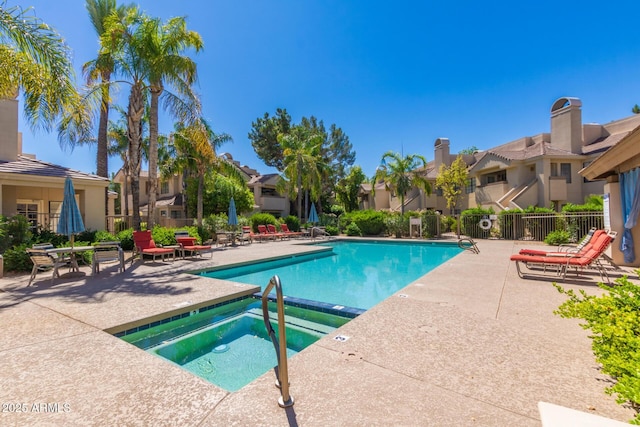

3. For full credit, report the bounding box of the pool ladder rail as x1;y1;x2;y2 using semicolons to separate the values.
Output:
458;237;480;254
261;275;294;408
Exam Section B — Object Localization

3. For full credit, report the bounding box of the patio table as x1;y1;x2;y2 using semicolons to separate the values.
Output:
46;246;94;273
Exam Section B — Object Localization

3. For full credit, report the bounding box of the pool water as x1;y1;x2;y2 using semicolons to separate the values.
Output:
120;298;350;391
199;240;462;309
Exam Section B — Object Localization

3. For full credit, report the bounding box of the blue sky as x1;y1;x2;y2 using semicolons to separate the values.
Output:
17;1;640;178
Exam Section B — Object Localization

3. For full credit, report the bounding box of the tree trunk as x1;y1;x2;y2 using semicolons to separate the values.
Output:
127;82;145;231
197;173;204;226
147;84;162;229
98;70;111;217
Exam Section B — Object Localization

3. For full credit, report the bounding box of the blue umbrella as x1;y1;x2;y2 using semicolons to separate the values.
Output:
228;197;238;226
309;203;319;224
57;176;85;247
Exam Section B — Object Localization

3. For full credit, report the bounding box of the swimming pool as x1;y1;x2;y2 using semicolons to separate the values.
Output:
199;240;463;309
119;297;350;391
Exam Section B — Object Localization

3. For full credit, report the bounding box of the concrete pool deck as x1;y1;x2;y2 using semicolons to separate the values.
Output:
0;238;637;426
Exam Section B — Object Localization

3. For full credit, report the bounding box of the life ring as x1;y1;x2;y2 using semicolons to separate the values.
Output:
479;219;492;231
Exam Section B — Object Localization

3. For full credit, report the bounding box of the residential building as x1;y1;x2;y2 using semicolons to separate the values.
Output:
113;153;290;224
363;97;640;215
581;125;640;267
0;98;110;232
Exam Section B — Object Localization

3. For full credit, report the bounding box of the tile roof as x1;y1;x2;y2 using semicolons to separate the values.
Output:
0;155;109;182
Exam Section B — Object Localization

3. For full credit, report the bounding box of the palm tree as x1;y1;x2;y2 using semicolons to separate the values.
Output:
83;0;130;214
138;15;203;228
164;119;237;226
372;151;431;215
0;2;77;130
107;107;131;217
278;126;328;222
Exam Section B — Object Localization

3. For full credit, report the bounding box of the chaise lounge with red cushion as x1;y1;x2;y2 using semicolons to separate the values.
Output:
132;230;175;264
174;231;212;259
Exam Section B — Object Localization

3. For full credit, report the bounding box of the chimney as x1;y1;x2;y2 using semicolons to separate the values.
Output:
0;98;19;161
550;97;582;154
434;138;450;170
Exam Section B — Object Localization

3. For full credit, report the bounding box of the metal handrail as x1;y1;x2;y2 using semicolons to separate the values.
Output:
261;275;294;408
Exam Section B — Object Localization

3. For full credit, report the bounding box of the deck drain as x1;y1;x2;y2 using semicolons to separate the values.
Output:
397;293;409;298
333;334;350;342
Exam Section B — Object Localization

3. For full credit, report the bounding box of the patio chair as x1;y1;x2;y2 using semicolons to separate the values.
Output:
215;231;231;247
518;228;602;256
510;231;614;283
266;224;286;240
26;249;69;286
280;224;303;238
132;230;175;264
175;231;212;258
91;241;125;275
237;226;253;245
257;225;277;241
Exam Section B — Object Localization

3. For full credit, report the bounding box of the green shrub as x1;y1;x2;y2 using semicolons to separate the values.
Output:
342;210;385;236
384;213;406;238
249;213;277;232
345;222;362;236
325;225;339;236
544;230;570;246
76;229;97;243
113;219;128;233
116;228;134;251
94;230;118;243
283;215;301;232
555;276;640;423
3;243;31;272
151;226;176;246
0;215;32;253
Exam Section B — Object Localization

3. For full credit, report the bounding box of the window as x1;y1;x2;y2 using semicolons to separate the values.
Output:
160;181;169;194
482;171;506;185
465;178;476;194
435;188;443;196
17;202;39;229
261;187;278;197
560;163;571;183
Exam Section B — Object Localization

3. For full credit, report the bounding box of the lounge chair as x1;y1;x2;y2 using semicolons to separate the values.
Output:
266;224;285;240
257;225;277;241
237;226;253;245
510;231;614;283
175;231;212;258
132;230;175;264
280;224;303;238
518;228;601;256
26;248;70;286
91;241;125;275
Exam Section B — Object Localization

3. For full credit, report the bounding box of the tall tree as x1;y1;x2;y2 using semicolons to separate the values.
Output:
335;165;366;212
248;108;291;171
0;2;77;130
140;15;202;228
84;0;130;214
372;151;431;215
164;119;240;225
435;155;469;214
277;125;328;221
100;6;148;230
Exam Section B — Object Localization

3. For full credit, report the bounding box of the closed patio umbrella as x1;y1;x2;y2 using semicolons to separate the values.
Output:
57;176;85;247
228;197;238;227
309;203;319;224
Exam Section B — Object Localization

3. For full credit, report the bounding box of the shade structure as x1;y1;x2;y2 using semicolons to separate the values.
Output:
309;203;319;224
57;177;85;246
228;197;238;226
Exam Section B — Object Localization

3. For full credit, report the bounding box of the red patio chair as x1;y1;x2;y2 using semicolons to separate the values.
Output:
175;231;212;259
132;230;175;264
280;223;303;238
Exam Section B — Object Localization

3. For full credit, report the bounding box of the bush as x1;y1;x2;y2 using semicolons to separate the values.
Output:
249;213;277;232
384;213;406;238
544;230;570;246
461;207;494;238
555;276;640;423
283;215;301;232
325;225;339;236
345;222;362;236
76;229;97;243
151;226;176;246
94;230;118;243
342;210;385;236
3;243;31;272
0;215;32;253
113;219;128;233
116;228;134;251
